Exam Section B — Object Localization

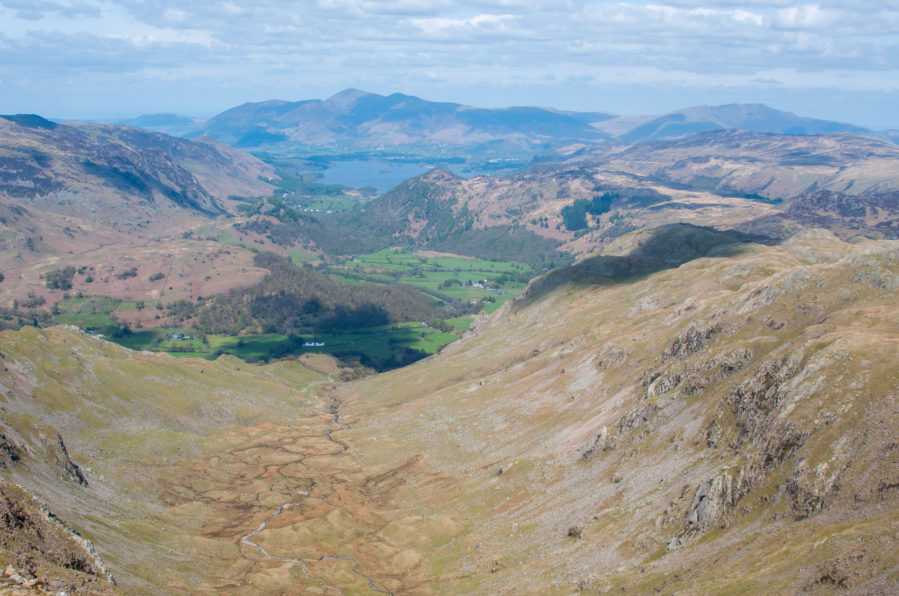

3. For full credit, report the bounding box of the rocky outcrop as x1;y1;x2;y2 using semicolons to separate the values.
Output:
680;348;753;397
0;483;108;583
683;472;735;535
726;351;805;450
48;434;88;487
644;372;681;398
0;434;21;468
581;426;612;461
660;322;722;362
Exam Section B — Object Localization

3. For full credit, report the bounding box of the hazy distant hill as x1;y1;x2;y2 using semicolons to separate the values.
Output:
182;88;617;151
113;113;207;137
593;103;895;144
113;91;897;152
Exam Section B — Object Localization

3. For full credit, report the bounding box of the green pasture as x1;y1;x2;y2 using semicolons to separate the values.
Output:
300;196;359;212
286;249;319;262
54;296;123;329
336;248;529;320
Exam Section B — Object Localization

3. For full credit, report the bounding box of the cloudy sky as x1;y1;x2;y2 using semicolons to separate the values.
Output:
1;0;897;128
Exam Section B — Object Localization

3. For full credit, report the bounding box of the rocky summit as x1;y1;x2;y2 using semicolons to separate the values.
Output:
0;222;898;595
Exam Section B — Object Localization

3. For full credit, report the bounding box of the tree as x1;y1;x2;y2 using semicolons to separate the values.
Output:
561;193;619;231
45;267;76;290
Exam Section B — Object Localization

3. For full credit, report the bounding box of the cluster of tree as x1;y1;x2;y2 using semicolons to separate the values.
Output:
44;267;76;290
237;197;383;255
595;211;639;241
164;299;198;323
427;225;571;271
90;322;132;338
561;193;619;231
191;253;445;336
116;267;138;280
353;346;429;372
239;217;304;248
0;306;53;332
73;266;94;283
12;293;46;309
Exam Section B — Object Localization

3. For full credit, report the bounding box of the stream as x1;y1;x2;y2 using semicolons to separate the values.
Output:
239;415;393;596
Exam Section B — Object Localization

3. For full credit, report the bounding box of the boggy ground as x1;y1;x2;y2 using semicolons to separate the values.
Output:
159;414;446;596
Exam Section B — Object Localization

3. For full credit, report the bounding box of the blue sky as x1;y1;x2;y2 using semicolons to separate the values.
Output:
1;0;897;128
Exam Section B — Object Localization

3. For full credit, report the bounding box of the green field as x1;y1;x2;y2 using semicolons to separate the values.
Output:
286;249;319;262
299;195;361;212
336;248;529;314
53;296;125;329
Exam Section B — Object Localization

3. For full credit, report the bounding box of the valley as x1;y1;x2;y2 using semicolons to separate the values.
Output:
3;223;899;594
1;105;899;595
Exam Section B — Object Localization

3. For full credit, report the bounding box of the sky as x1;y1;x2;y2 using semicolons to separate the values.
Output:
0;0;897;129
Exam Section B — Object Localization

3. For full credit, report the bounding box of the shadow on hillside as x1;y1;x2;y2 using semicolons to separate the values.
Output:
512;223;776;308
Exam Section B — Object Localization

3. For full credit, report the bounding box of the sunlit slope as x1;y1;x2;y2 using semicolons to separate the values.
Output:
334;224;899;594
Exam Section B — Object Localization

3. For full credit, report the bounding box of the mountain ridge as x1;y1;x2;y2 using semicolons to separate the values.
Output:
103;90;898;151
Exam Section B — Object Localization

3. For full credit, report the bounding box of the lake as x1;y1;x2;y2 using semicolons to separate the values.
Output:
317;161;492;194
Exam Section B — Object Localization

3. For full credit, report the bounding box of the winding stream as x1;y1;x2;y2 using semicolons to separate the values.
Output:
239;415;393;596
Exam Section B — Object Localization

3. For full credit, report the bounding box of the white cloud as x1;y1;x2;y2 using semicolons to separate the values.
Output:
410;13;518;35
221;2;244;16
1;0;101;19
773;4;839;29
162;8;187;23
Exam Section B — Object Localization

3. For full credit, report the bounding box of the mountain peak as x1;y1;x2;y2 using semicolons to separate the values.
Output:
324;88;377;112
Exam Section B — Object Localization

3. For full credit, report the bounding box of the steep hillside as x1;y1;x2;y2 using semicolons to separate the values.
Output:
0;198;136;271
0;115;275;234
0;115;282;313
332;224;899;595
1;225;898;594
738;189;899;242
0;329;345;593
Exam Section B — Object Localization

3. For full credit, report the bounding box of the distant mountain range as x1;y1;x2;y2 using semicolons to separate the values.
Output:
98;89;898;151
